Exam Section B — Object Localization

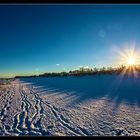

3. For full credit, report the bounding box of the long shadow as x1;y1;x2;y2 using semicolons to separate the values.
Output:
19;74;140;108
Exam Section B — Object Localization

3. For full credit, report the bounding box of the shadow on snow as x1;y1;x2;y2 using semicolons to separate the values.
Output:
19;74;140;107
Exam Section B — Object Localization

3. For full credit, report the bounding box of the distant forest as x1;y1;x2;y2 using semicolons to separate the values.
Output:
15;65;140;78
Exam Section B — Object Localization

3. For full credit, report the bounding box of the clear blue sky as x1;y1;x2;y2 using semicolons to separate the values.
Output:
1;4;140;77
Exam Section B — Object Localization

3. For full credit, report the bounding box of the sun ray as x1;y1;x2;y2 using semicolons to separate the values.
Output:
115;45;140;77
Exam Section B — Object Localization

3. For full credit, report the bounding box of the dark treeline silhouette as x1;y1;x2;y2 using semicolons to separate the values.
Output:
15;65;140;78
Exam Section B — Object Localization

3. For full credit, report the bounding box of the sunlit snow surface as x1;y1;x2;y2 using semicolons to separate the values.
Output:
0;75;140;136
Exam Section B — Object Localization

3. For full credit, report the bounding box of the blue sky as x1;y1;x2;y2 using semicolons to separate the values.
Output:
1;4;140;77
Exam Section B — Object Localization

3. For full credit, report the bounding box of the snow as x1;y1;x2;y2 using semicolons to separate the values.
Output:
0;75;140;136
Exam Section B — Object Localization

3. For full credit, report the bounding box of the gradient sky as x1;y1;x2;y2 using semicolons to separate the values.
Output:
1;4;140;77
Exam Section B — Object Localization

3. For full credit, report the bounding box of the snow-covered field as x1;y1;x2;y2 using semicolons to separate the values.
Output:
0;75;140;136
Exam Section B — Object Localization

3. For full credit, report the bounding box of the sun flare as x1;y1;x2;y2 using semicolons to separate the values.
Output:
117;46;140;67
127;57;136;66
116;45;140;77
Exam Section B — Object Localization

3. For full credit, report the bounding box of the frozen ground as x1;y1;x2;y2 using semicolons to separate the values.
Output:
0;75;140;136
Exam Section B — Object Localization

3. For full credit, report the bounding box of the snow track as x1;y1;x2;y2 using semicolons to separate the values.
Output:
0;79;140;136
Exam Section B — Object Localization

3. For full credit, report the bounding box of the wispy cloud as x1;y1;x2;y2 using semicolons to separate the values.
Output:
78;65;83;68
84;66;89;69
78;66;90;69
56;64;60;66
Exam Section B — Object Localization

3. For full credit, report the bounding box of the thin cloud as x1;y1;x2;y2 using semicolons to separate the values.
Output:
78;65;83;68
84;66;89;69
78;66;90;69
56;64;60;66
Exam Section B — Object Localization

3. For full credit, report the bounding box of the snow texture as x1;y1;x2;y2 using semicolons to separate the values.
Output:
0;75;140;136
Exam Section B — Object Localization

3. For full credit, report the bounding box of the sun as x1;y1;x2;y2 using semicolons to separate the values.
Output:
117;46;140;67
115;45;140;77
127;57;136;66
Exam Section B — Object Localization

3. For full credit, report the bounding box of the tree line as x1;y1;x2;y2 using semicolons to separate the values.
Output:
15;65;140;78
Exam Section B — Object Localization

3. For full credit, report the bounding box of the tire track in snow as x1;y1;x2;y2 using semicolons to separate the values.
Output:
29;89;51;135
16;86;35;134
0;81;90;136
13;84;50;135
11;88;29;134
12;113;22;134
30;93;40;127
30;88;87;136
45;100;87;136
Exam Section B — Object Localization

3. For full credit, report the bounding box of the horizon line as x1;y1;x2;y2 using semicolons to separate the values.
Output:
1;64;138;79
